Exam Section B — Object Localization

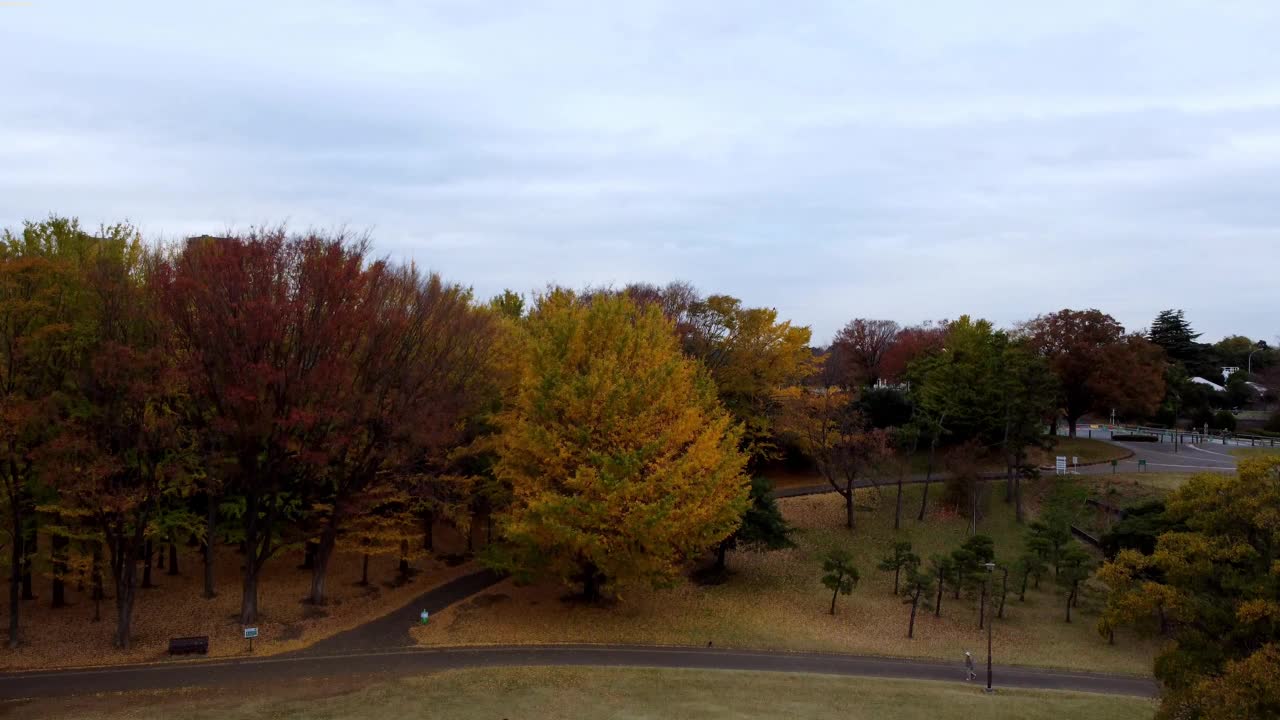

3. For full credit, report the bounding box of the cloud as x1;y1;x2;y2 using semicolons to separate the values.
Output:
3;0;1279;344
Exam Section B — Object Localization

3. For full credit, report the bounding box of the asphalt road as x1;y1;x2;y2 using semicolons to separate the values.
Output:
775;434;1238;498
0;643;1157;700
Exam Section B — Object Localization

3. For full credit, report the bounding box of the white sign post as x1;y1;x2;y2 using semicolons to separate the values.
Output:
1055;456;1067;475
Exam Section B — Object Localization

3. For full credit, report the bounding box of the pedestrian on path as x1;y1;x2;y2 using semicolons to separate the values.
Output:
964;651;976;681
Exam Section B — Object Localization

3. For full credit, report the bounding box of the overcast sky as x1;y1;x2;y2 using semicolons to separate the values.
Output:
4;1;1278;344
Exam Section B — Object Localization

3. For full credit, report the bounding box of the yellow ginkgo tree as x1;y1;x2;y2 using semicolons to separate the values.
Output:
492;289;749;601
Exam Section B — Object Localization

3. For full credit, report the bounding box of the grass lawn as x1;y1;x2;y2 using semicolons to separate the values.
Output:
12;666;1158;720
1068;473;1191;538
415;484;1162;675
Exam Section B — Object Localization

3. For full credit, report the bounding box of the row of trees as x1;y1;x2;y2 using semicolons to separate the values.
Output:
3;220;819;648
2;220;510;649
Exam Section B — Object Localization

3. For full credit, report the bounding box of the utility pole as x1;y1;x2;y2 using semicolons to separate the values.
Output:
985;562;995;693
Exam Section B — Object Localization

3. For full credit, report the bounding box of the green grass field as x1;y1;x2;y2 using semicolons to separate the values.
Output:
416;483;1161;675
14;667;1158;720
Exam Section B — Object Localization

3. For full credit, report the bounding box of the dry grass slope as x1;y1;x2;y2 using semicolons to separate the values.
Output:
416;484;1162;675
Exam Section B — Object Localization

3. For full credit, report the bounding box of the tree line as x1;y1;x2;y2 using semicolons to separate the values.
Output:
3;216;1269;675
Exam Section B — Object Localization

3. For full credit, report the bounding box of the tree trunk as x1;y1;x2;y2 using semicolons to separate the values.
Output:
1019;569;1029;601
978;584;986;630
918;437;937;521
167;543;179;576
1068;415;1079;438
908;594;919;638
893;566;900;595
239;565;260;625
156;543;165;570
7;504;20;648
141;540;155;589
398;540;410;580
359;553;369;586
1013;450;1025;524
51;533;67;609
92;545;103;623
894;473;904;530
581;562;602;603
1065;587;1074;623
934;570;945;616
114;552;138;649
715;540;729;573
843;480;855;530
422;510;434;552
998;568;1008;619
301;541;316;570
829;587;839;615
20;522;35;600
203;497;217;599
309;526;337;605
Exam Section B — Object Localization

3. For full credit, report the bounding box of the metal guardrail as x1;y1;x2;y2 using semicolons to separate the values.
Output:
1084;423;1279;448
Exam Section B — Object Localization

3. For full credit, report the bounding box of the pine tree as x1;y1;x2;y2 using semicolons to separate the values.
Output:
1148;309;1202;365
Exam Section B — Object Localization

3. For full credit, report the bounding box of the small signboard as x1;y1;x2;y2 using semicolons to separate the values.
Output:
1138;459;1147;471
1055;456;1067;475
1072;456;1078;467
419;610;430;625
244;627;258;639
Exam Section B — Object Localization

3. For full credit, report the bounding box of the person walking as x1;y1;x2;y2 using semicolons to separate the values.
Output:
964;651;977;681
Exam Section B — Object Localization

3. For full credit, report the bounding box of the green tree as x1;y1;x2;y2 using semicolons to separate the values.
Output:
492;290;749;601
1014;551;1047;600
715;476;794;572
821;548;860;615
928;554;953;617
0;216;104;647
996;339;1058;522
1056;544;1093;623
907;317;1004;519
1148;309;1202;367
877;540;919;595
902;566;934;638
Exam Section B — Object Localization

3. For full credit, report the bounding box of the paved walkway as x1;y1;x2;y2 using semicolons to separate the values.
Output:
0;644;1157;699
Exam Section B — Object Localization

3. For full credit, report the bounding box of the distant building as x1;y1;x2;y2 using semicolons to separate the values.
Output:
1190;376;1226;392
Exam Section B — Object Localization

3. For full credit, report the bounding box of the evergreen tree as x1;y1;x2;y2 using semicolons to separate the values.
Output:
715;476;794;572
1148;309;1202;366
821;548;860;615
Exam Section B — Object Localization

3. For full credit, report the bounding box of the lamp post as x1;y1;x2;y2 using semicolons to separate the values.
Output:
985;561;995;693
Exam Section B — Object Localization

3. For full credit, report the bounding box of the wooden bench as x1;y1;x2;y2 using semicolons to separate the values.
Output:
168;635;209;655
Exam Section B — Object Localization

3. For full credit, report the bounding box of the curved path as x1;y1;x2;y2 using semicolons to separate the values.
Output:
0;641;1157;700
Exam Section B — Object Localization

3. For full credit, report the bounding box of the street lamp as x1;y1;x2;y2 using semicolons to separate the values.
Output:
985;561;996;693
1249;340;1269;377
